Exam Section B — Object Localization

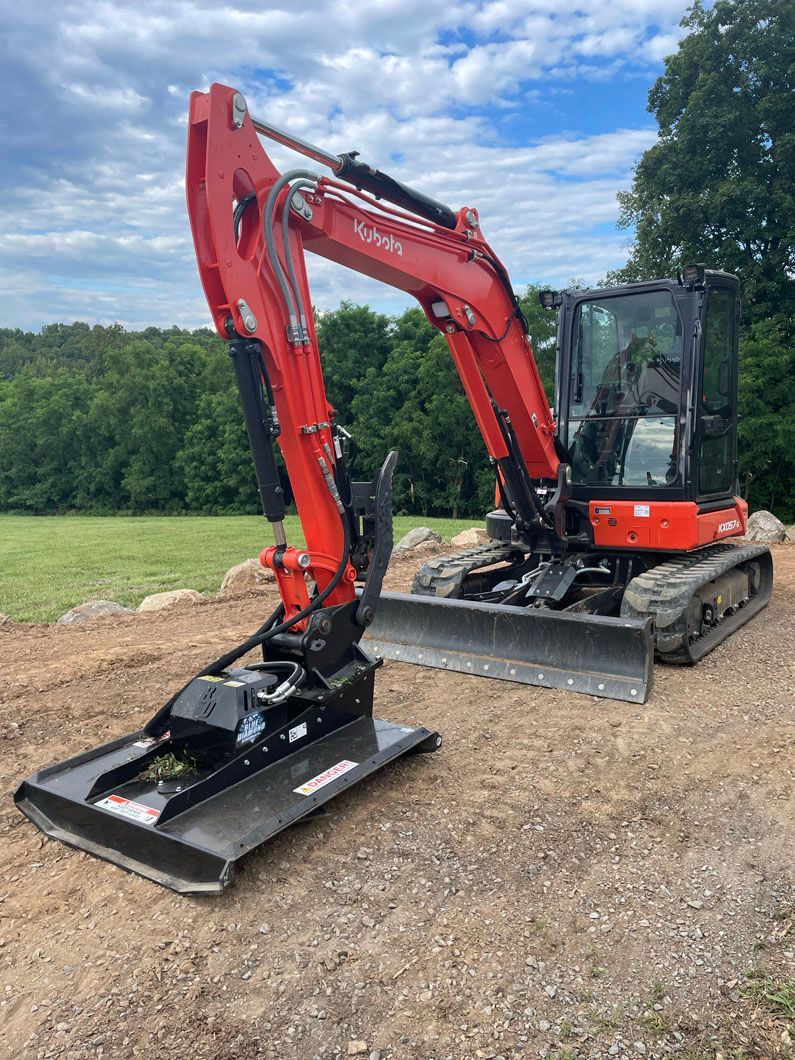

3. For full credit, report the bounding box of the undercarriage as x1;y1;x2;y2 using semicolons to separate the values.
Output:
363;535;773;704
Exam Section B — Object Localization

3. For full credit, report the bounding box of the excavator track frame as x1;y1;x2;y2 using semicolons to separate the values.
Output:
621;541;774;663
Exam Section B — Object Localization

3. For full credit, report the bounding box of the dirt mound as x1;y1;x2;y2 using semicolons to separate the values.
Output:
1;553;793;1059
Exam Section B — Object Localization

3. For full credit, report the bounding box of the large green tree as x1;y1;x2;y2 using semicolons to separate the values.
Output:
613;0;795;322
611;0;795;518
738;317;795;519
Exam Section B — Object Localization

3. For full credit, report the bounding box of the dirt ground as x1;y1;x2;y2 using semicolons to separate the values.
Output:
1;548;793;1060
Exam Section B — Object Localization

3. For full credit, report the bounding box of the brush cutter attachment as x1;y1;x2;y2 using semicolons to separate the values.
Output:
17;585;439;894
362;591;653;704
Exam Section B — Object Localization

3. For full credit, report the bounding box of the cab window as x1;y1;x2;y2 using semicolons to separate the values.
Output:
566;290;684;487
698;286;737;496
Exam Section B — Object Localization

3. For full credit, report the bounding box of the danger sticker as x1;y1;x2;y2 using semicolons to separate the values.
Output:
96;794;160;825
633;504;650;518
293;759;358;797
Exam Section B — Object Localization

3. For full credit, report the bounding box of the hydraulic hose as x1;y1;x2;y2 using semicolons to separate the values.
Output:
233;192;257;241
245;660;306;703
149;478;352;731
281;178;318;337
263;169;321;339
202;513;352;678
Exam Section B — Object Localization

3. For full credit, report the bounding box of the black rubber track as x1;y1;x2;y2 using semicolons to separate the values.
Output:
620;542;774;664
412;542;520;598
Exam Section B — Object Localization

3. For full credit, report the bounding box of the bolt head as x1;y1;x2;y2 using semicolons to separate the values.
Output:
231;93;248;128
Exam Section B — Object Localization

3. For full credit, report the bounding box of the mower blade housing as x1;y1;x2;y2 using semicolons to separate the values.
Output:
362;591;653;704
15;715;437;894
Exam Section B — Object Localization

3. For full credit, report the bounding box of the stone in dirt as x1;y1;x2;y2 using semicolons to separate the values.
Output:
745;509;788;543
137;589;205;612
347;1042;368;1056
56;600;134;625
393;526;442;553
220;558;274;595
450;527;489;547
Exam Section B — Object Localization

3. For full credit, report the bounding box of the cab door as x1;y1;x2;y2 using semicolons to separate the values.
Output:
696;281;740;500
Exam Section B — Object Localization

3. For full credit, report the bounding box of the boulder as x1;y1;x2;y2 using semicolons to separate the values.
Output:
56;600;134;625
393;526;443;553
137;589;205;613
450;527;489;548
220;558;274;595
745;509;787;543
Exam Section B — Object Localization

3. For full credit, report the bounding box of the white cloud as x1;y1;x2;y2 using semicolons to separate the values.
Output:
0;0;689;329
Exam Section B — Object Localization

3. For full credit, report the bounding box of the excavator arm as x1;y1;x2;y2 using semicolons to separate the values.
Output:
186;83;561;628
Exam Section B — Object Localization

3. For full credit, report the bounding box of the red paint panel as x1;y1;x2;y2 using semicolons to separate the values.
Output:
589;498;747;552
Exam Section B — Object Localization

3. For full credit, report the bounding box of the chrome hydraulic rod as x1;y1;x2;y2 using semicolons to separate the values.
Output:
251;116;340;171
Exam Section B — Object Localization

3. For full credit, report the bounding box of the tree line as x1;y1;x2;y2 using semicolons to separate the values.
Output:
0;294;555;520
0;0;792;521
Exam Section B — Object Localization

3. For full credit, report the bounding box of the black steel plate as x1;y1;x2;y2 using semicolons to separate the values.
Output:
363;591;653;703
15;716;437;894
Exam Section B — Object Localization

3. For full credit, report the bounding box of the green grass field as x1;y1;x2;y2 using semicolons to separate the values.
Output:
0;514;473;623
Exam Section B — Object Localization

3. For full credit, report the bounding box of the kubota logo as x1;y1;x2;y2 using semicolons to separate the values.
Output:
353;219;403;255
718;519;740;533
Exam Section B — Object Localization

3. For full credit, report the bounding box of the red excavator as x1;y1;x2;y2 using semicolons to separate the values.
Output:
15;84;772;892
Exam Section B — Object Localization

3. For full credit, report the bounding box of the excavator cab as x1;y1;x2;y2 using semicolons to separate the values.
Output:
553;268;741;511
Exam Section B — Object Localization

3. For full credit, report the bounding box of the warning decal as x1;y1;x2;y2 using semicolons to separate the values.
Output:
96;794;160;825
293;759;358;797
288;722;307;744
634;504;650;518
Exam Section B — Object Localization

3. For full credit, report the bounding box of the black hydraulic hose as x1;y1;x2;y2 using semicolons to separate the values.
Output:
245;659;306;702
148;515;351;733
234;192;257;241
148;489;351;733
470;250;529;336
204;513;352;675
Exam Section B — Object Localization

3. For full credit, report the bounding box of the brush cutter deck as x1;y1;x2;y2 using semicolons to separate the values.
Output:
15;598;440;894
16;712;436;894
362;591;654;703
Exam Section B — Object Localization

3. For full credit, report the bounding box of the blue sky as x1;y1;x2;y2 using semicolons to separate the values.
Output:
0;0;692;330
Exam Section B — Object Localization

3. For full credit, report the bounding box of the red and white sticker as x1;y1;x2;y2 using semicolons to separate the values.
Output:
96;794;160;825
293;759;358;797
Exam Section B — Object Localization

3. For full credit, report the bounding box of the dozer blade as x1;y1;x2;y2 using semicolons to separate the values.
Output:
15;715;438;894
361;591;653;704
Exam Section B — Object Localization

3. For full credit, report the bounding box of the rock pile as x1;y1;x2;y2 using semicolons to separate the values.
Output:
393;526;442;554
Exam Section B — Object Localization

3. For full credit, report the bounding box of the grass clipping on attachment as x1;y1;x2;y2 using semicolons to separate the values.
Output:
138;751;197;783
